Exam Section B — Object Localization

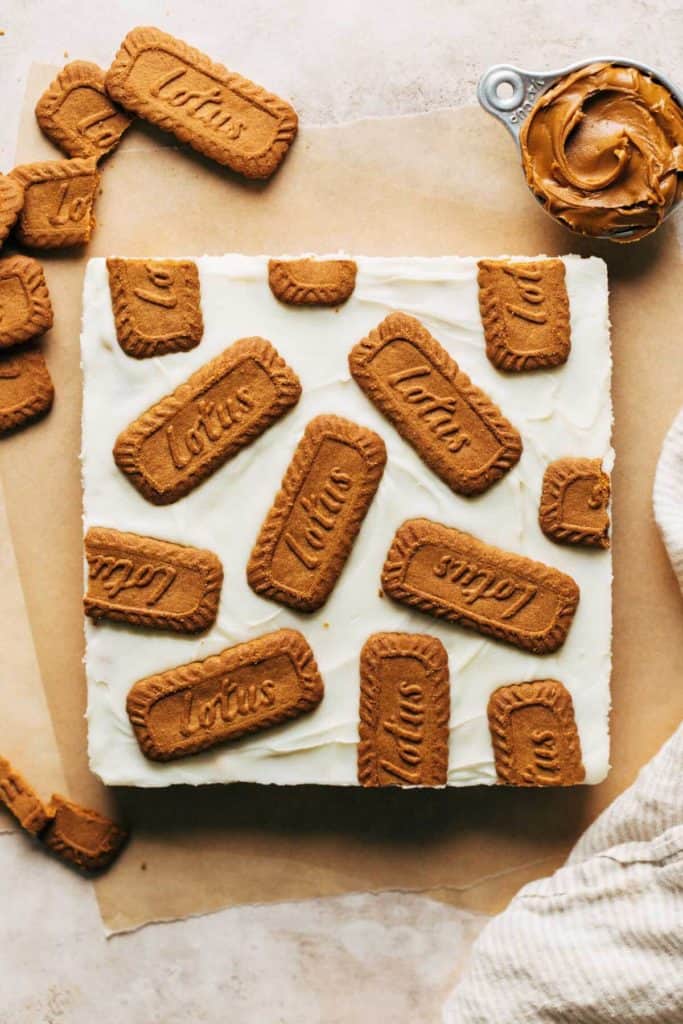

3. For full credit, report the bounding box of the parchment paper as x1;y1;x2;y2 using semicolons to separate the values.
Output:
0;475;67;834
1;64;681;933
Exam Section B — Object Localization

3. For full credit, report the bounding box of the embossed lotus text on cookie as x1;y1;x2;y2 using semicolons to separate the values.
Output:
10;158;100;248
381;519;580;654
84;527;223;633
35;61;132;159
0;174;24;248
0;255;54;348
107;258;203;358
0;346;54;434
477;259;571;372
113;337;301;504
247;415;387;612
41;794;128;871
105;27;298;179
358;633;450;787
0;756;49;834
540;458;611;548
488;680;585;786
349;312;522;496
127;629;324;761
268;258;357;305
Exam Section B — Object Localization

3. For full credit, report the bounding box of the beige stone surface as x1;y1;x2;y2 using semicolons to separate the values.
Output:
1;1;681;1020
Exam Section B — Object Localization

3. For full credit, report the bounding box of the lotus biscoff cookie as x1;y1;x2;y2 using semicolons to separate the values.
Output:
106;258;203;358
0;174;24;248
10;157;100;248
488;680;585;786
105;27;298;179
477;259;571;371
0;345;54;434
35;61;132;160
113;337;301;504
0;255;53;348
247;415;387;612
41;794;128;872
0;756;49;835
268;258;357;305
84;528;223;632
349;311;522;496
358;633;450;787
539;457;611;548
382;518;580;654
127;629;324;761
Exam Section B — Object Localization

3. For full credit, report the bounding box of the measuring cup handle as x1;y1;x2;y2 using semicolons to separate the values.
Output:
477;65;555;143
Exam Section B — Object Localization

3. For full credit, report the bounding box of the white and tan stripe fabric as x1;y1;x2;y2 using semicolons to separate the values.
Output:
443;407;683;1024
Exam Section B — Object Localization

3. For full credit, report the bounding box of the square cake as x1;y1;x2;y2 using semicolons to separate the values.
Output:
81;254;612;787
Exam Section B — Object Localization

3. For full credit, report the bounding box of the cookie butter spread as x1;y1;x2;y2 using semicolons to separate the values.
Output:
520;62;683;240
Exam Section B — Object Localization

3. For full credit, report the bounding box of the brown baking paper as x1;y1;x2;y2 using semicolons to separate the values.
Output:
2;64;681;933
0;475;67;833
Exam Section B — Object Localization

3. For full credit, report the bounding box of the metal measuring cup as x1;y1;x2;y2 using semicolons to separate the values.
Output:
477;57;683;241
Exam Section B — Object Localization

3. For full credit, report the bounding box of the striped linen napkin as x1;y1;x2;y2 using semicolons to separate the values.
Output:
443;407;683;1024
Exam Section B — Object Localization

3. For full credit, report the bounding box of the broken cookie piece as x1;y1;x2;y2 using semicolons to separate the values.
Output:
41;794;128;872
0;756;49;834
539;457;610;548
488;680;585;786
10;157;100;248
0;173;24;249
0;345;54;434
36;60;132;160
0;255;53;348
268;258;357;305
107;257;203;358
478;258;571;372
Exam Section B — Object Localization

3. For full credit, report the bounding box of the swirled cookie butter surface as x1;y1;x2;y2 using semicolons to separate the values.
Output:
520;62;683;240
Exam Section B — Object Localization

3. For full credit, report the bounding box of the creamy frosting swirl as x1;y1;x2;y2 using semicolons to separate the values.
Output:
520;62;683;240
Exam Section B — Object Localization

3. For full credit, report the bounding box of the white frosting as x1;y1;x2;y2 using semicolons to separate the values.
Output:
81;254;612;787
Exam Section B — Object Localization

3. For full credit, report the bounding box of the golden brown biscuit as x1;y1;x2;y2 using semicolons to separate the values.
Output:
382;518;580;654
105;26;298;179
127;629;324;761
107;258;203;358
0;345;54;434
477;259;571;371
349;312;522;495
41;795;128;872
0;254;53;348
84;527;223;633
10;157;100;248
0;174;24;248
268;258;357;305
113;337;301;504
35;60;132;159
0;756;49;834
539;457;611;548
488;680;585;786
247;415;387;612
358;632;450;787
